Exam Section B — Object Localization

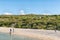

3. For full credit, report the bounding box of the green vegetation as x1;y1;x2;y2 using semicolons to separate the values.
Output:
0;15;60;30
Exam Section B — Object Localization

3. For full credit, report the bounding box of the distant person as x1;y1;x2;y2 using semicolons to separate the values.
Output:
55;26;57;32
13;28;14;33
55;29;56;32
10;29;12;35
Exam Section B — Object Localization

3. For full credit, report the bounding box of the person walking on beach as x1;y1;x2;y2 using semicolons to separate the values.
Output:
10;29;12;35
13;28;14;33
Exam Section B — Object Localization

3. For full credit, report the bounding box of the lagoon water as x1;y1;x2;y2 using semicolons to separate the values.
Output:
0;32;39;40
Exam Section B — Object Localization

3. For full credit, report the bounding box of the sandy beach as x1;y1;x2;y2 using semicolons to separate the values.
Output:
0;27;60;40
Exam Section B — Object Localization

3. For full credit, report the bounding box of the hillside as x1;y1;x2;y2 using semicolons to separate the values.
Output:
0;15;60;30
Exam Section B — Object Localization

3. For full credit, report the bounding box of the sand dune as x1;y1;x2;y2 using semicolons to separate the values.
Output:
0;27;60;40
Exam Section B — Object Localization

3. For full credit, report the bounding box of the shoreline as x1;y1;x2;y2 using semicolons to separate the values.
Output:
0;27;60;40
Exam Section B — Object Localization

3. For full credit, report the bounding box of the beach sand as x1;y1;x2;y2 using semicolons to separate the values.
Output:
0;27;60;40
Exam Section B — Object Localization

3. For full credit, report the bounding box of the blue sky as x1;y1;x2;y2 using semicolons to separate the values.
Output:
0;0;60;15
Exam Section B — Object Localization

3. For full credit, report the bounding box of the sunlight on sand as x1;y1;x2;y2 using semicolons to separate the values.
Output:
0;27;60;40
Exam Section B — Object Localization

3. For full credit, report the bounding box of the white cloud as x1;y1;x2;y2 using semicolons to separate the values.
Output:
3;12;12;15
19;10;25;15
43;13;51;15
40;13;53;15
41;13;60;15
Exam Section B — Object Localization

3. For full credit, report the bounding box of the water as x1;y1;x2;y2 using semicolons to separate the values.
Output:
0;32;39;40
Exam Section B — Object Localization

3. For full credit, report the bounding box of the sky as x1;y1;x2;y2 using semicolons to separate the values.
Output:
0;0;60;15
